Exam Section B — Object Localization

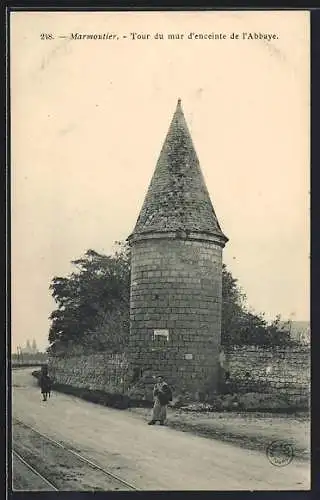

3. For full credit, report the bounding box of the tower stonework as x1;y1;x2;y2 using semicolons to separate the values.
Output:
127;100;228;397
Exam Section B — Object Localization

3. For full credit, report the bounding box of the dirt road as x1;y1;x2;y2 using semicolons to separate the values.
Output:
12;368;310;490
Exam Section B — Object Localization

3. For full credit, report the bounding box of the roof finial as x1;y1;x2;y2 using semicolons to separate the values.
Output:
177;98;181;105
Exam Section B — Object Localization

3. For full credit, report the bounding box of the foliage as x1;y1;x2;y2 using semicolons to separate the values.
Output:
221;264;292;346
48;242;130;353
12;351;47;359
221;264;246;345
48;243;293;353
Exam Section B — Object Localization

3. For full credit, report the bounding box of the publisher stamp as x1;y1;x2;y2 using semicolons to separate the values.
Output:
266;441;294;467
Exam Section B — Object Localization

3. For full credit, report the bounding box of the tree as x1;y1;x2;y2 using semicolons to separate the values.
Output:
221;264;292;346
48;243;130;353
221;264;247;345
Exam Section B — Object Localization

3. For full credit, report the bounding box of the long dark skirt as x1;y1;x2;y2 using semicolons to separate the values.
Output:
40;376;51;397
41;387;51;394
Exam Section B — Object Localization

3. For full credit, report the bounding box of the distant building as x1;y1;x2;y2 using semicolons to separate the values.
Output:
20;339;39;355
280;321;310;344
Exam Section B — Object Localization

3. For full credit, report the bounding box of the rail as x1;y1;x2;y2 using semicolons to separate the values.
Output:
12;449;59;491
13;418;138;491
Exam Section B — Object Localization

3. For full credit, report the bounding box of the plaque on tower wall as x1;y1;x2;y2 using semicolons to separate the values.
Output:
153;329;169;340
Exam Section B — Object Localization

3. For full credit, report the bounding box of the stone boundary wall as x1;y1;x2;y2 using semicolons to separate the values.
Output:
221;345;310;397
48;345;310;403
48;352;128;394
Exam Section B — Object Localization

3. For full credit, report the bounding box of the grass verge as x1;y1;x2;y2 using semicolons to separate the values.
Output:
129;406;310;461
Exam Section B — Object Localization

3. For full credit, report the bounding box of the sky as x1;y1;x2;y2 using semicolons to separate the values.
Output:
10;11;310;352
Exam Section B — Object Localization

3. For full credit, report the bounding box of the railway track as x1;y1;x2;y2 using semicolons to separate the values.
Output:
12;417;138;491
13;449;58;491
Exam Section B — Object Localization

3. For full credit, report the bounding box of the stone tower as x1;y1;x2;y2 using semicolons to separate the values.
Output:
32;339;38;353
127;99;228;397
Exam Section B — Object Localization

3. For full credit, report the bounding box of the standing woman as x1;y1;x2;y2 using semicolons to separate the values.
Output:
39;365;52;402
148;375;172;426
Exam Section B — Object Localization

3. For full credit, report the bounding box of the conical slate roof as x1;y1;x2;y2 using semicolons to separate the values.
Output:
130;99;227;242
